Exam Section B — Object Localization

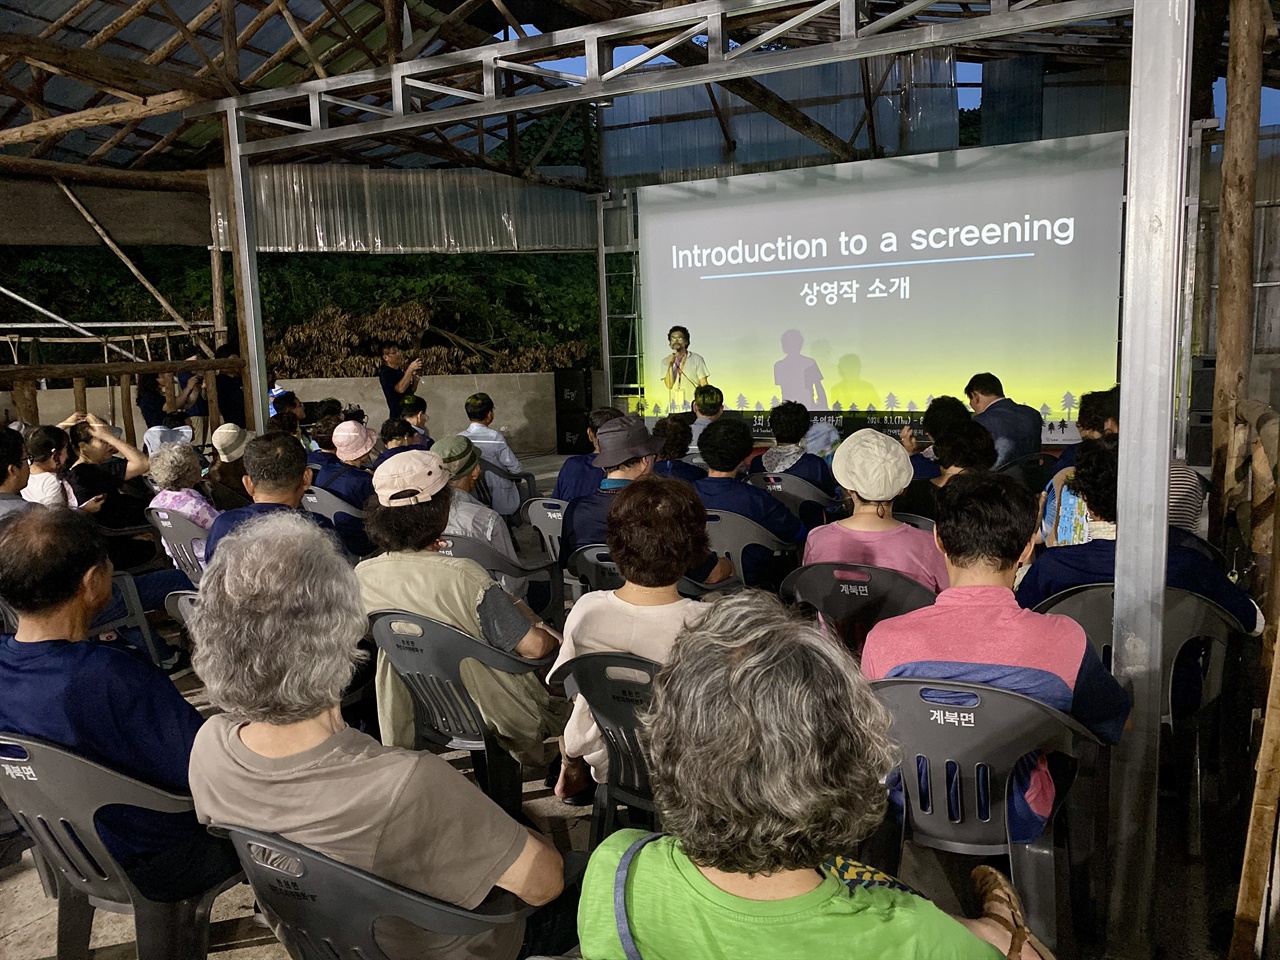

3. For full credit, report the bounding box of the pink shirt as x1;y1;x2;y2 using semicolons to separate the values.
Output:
802;521;949;593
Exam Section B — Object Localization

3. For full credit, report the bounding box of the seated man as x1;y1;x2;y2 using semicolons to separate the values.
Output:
204;433;337;563
460;392;523;517
550;407;625;502
357;451;569;767
651;416;707;484
1017;435;1262;633
0;507;239;901
895;420;997;522
694;418;806;587
0;427;31;519
188;511;565;960
688;384;726;449
399;394;433;447
965;372;1043;468
310;419;377;557
306;414;342;473
747;400;837;497
900;395;972;480
863;472;1130;842
371;418;423;471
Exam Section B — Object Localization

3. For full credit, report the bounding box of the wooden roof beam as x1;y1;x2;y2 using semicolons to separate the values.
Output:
0;153;208;191
0;89;202;147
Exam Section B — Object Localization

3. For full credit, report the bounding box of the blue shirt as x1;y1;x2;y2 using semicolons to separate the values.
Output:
205;502;337;563
910;452;942;481
308;449;340;472
552;454;604;502
1054;443;1080;472
313;462;376;556
654;459;708;484
747;451;837;497
693;476;806;586
0;636;206;866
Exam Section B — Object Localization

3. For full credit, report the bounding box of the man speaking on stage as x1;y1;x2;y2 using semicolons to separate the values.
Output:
661;325;709;411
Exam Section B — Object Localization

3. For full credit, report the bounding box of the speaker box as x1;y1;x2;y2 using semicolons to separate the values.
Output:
1187;413;1212;468
1190;356;1214;413
554;369;592;412
557;409;593;455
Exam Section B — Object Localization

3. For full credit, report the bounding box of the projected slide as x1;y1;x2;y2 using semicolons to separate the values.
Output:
638;132;1124;426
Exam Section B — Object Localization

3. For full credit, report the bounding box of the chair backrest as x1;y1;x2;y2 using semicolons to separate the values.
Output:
895;513;935;532
0;733;194;907
145;506;207;585
553;653;660;805
872;679;1097;855
522;499;567;560
436;534;563;626
996;451;1059;491
780;562;936;655
302;486;366;524
165;589;199;627
567;545;625;592
96;572;163;666
478;459;539;502
369;610;548;752
745;473;836;527
704;509;797;581
217;824;527;960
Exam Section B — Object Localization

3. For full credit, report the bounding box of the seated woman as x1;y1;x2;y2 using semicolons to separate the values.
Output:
147;442;220;564
68;416;156;569
894;420;997;520
577;590;1047;960
187;511;565;960
207;423;253;510
747;401;837;497
651;416;707;484
551;476;710;800
803;429;949;592
22;423;100;513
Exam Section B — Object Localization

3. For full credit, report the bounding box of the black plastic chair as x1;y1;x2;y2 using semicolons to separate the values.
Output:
478;459;540;505
0;734;242;960
996;451;1059;492
214;823;532;960
871;679;1102;951
895;512;935;532
745;472;839;528
369;610;555;816
704;509;796;589
566;544;625;593
437;533;565;628
549;653;661;850
145;506;208;586
780;562;936;656
522;498;568;561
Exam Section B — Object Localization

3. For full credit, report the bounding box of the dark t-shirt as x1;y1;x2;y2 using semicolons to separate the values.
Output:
136;392;166;429
68;458;150;529
205;502;337;562
216;374;246;429
378;364;415;420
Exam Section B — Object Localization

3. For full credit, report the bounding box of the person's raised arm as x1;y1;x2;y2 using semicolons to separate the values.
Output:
394;358;422;395
166;375;202;414
494;829;564;906
85;414;150;478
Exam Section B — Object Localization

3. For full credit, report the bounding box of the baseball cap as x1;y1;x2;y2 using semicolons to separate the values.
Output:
433;435;481;479
832;429;913;500
372;450;451;507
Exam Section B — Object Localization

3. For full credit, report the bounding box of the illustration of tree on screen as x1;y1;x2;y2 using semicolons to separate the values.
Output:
635;399;648;416
1059;419;1068;430
755;401;764;411
907;401;918;412
885;394;899;410
926;395;935;407
1048;422;1057;435
832;401;843;412
736;394;748;411
866;404;877;412
1040;404;1052;420
1062;393;1076;418
651;402;663;416
770;396;780;408
847;401;858;412
682;400;691;411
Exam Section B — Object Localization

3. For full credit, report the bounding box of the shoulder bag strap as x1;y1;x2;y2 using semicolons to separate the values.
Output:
614;832;663;960
319;463;354;492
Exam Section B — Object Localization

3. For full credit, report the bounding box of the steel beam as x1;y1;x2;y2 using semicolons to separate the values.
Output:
1111;0;1194;952
187;0;1134;158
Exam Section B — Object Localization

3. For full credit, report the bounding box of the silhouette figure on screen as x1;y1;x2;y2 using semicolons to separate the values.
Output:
773;329;827;408
830;354;877;412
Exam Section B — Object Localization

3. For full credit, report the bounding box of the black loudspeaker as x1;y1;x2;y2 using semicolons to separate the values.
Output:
1190;356;1214;413
554;369;592;412
557;409;593;455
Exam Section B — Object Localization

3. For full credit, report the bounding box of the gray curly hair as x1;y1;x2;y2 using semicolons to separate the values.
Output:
644;590;897;874
189;511;367;724
149;442;202;491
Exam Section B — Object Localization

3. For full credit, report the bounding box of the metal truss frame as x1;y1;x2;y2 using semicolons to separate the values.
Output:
192;0;1135;160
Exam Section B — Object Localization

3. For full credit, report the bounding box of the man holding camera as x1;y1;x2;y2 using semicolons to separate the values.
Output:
378;344;423;420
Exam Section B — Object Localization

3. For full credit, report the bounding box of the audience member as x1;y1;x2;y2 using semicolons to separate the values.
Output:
688;384;726;448
803;429;948;592
371;418;423;470
460;393;525;517
550;407;625;501
314;420;377;556
142;412;195;456
175;365;210;444
307;414;342;473
1052;388;1111;473
965;372;1043;468
1016;436;1261;632
863;472;1130;842
578;590;1030;960
148;443;220;564
550;476;710;800
136;373;201;431
435;435;530;603
377;344;423;420
271;390;305;424
747;401;837;496
203;433;336;562
695;418;805;587
213;343;246;429
901;395;972;479
895;420;997;521
68;416;155;568
314;397;344;422
651;415;707;483
399;394;432;444
266;410;301;440
0;428;30;519
187;511;564;960
0;507;240;900
21;424;93;511
206;423;252;510
357;451;569;765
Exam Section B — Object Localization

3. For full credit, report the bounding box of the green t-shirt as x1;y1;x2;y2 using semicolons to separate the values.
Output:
579;830;1002;960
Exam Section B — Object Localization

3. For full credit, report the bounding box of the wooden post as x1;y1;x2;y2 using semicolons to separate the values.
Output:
72;377;87;414
163;368;177;409
210;244;227;348
1211;0;1266;543
119;374;135;446
11;379;38;425
206;367;221;431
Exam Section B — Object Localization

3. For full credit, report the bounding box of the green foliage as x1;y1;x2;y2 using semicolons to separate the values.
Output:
489;106;597;169
959;107;982;148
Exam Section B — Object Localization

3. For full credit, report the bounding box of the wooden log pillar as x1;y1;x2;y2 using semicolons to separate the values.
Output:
1211;0;1266;543
11;380;38;425
119;374;135;447
206;367;221;431
72;377;87;414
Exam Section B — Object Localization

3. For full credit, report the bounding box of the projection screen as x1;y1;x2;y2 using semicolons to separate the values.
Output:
638;132;1125;431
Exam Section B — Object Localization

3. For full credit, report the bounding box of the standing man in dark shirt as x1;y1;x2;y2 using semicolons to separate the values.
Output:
378;345;423;420
214;343;247;429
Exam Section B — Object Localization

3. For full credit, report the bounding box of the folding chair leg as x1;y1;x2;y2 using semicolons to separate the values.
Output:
589;784;609;850
54;879;95;960
1188;716;1204;859
1008;835;1058;952
133;897;212;960
482;742;524;817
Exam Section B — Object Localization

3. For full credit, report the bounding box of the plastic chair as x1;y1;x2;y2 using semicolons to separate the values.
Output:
871;679;1102;950
780;562;936;656
164;589;199;627
96;572;165;666
0;733;242;960
1033;584;1243;855
522;498;568;561
437;533;565;628
745;473;839;528
566;545;625;593
479;459;540;505
895;512;935;532
704;509;797;589
301;486;367;525
145;506;208;586
213;824;532;960
548;653;661;850
369;610;555;816
996;451;1059;492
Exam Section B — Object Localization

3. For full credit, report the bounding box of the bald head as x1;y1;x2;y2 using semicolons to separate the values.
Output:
0;507;109;614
